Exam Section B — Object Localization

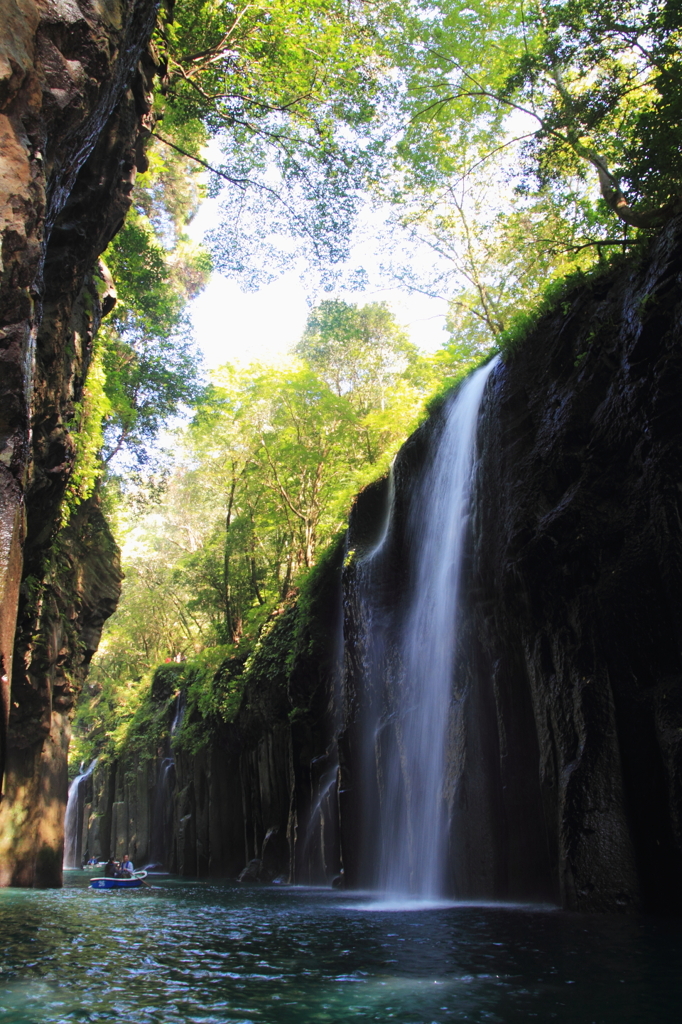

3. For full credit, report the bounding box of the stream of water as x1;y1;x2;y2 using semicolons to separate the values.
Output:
63;761;97;870
354;357;500;896
1;875;680;1023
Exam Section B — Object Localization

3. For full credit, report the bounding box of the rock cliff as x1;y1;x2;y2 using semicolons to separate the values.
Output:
467;220;682;913
101;220;682;914
0;493;121;884
0;0;157;885
339;219;682;913
80;549;345;883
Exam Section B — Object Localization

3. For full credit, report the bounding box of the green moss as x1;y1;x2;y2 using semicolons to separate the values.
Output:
151;663;186;701
496;243;645;360
106;531;346;763
62;343;111;525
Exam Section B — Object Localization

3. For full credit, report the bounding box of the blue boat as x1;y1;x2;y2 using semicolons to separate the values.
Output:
90;871;147;890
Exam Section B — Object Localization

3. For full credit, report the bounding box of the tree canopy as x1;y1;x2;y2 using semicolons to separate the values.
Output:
69;0;682;767
393;1;682;225
145;0;682;347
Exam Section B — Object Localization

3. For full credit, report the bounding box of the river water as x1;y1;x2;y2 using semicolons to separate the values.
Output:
1;876;680;1024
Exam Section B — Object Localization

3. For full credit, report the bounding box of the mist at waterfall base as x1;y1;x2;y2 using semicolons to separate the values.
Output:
1;878;681;1024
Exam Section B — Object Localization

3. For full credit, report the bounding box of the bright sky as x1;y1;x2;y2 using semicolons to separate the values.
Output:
187;192;450;370
190;272;450;369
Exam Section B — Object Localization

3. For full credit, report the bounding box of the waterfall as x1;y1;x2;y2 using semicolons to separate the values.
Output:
148;757;176;869
299;758;339;884
148;692;185;868
63;758;97;868
353;356;499;898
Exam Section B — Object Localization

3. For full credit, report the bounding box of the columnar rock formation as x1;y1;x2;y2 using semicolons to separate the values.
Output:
467;222;682;913
0;0;157;885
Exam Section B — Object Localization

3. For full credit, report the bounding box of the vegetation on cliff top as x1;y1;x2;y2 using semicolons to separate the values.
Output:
70;532;346;768
69;0;682;510
70;298;479;768
69;0;681;767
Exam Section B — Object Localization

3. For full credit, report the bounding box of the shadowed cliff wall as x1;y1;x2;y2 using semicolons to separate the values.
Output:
0;494;121;884
84;546;345;883
0;0;158;885
465;219;682;913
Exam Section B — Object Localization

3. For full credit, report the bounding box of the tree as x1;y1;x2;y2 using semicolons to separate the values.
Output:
297;301;415;411
296;300;435;463
394;1;682;231
100;167;211;466
388;158;604;362
152;0;400;285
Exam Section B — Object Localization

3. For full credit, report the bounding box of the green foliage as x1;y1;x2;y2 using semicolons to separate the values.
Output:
59;134;211;539
70;669;156;769
287;530;345;674
62;343;111;524
391;1;682;227
100;528;345;763
76;293;446;761
361;0;681;355
101;204;210;466
71;0;682;772
153;0;399;285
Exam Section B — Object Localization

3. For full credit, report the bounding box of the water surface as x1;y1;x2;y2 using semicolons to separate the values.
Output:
1;875;680;1023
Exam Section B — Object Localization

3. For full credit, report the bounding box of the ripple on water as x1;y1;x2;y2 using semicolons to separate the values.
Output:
0;876;681;1023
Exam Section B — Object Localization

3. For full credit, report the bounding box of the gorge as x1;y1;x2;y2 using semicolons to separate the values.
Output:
0;0;155;886
1;0;682;927
63;217;682;915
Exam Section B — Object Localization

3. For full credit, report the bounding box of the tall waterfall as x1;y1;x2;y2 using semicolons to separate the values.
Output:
63;758;97;868
353;357;499;898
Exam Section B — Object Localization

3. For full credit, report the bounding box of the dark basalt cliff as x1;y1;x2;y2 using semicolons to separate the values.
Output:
0;493;121;884
0;0;157;885
2;0;678;916
95;222;682;915
465;221;682;913
76;553;344;883
339;219;682;914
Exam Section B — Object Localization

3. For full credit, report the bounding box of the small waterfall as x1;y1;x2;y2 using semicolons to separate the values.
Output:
365;463;395;560
63;758;97;868
299;757;340;884
148;692;185;868
353;357;499;898
148;757;176;868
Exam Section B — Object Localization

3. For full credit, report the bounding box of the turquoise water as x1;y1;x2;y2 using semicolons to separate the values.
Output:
0;874;680;1023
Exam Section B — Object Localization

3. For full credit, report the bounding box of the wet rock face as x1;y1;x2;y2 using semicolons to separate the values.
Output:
465;221;682;913
0;494;122;885
0;0;158;885
106;219;682;912
337;222;682;913
99;224;682;911
464;222;679;913
92;558;346;883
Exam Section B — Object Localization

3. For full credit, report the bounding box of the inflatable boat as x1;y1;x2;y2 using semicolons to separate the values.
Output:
90;870;147;890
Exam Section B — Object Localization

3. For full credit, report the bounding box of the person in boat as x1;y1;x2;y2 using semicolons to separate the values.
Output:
104;858;117;878
119;854;134;877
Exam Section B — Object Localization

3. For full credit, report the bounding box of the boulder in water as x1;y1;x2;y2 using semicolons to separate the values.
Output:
238;858;263;884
